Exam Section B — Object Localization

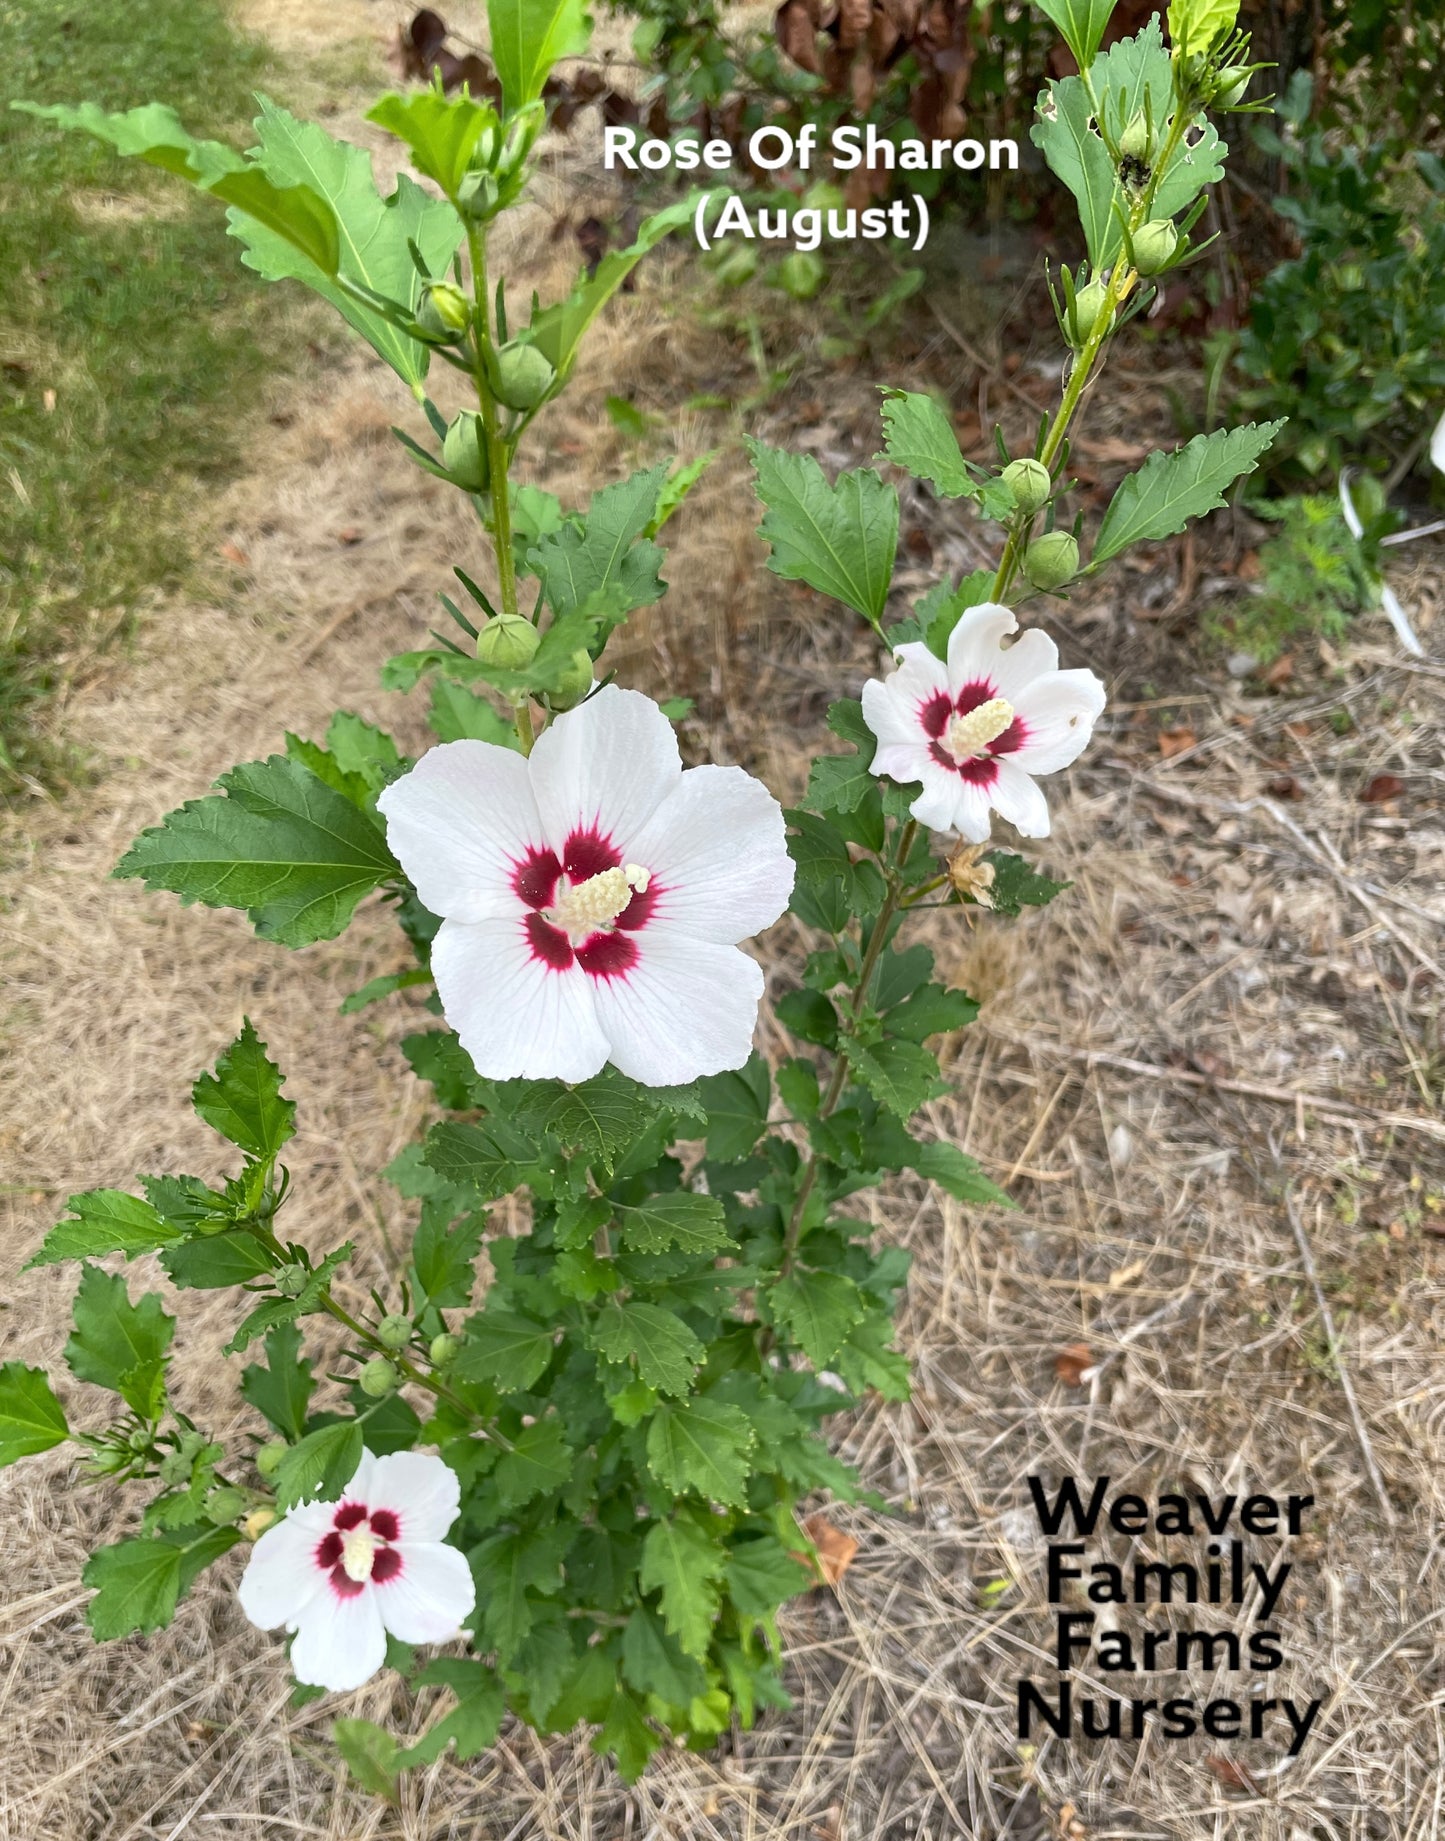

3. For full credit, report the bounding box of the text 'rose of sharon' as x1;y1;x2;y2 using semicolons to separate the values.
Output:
238;1450;474;1693
378;686;795;1086
861;604;1106;842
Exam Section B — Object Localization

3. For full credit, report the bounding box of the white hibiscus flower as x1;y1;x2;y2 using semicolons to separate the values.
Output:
860;603;1106;841
377;685;794;1087
238;1449;474;1693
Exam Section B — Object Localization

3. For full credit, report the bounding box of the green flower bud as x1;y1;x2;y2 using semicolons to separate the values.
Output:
1023;531;1081;591
127;1426;153;1452
360;1356;398;1398
712;243;759;288
1119;111;1152;163
1131;220;1179;276
204;1485;246;1524
88;1444;131;1476
255;1440;287;1479
457;169;500;223
493;342;555;412
1068;277;1112;348
178;1429;209;1459
1215;68;1251;106
1002;457;1052;516
377;1313;413;1351
275;1263;309;1298
443;411;490;493
157;1449;194;1486
419;282;470;335
429;1332;461;1368
776;250;826;301
476;612;540;670
548;649;594;711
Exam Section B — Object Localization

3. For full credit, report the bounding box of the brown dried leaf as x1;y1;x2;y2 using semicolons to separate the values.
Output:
803;1512;859;1586
1054;1343;1095;1386
838;0;871;49
776;0;822;71
1157;727;1197;758
218;541;249;567
1204;1755;1262;1794
1360;772;1404;804
1264;653;1295;687
1265;774;1304;800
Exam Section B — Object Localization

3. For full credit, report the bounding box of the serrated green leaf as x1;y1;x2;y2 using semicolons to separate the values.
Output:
366;89;496;197
427;677;520;746
845;1037;943;1118
223;1244;352;1355
645;1399;755;1505
240;1323;314;1441
1167;0;1239;55
621;1605;708;1708
0;1363;69;1466
834;1313;912;1400
332;1718;400;1802
806;749;876;817
494;1417;572;1509
515;1068;657;1167
985;851;1070;916
768;1271;867;1366
233;99;464;390
725;1533;814;1618
776;987;838;1049
161;1231;278;1290
142;1173;231;1232
640;1513;725;1660
594;1687;661;1783
1030;75;1121;267
1034;0;1115;68
1093;421;1286;565
423;1118;540;1199
592;1303;703;1397
878;389;977;498
64;1266;173;1418
29;1190;181;1267
527;464;669;620
528;197;694;376
489;0;590;111
326;712;405;791
919;568;999;656
697;1055;770;1162
410;1205;485;1310
747;440;898;623
115;754;397;948
618;1193;730;1256
398;1658;506;1766
884;983;979;1042
273;1417;363;1511
338;966;433;1015
84;1524;240;1640
472;1525;568;1660
191;1020;295;1158
454;1309;554;1391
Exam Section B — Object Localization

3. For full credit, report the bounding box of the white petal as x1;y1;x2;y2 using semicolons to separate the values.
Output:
1432;409;1445;476
237;1515;330;1631
944;603;1017;687
375;1542;476;1645
985;627;1061;703
377;742;542;924
909;763;993;842
861;675;927;755
591;932;765;1084
626;766;793;945
989;759;1051;837
1009;669;1107;773
528;686;680;852
430;915;610;1082
369;1452;461;1544
288;1585;387;1693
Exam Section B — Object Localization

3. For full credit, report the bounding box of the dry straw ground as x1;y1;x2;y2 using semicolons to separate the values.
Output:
3;7;1444;1838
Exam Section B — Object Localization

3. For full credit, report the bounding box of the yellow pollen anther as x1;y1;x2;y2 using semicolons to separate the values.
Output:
945;697;1014;762
545;863;651;936
340;1527;378;1583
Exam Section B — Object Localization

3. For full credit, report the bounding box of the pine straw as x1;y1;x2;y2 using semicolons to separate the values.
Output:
4;34;1445;1841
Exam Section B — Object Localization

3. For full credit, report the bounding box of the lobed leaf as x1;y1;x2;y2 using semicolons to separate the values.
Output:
1092;421;1286;565
0;1363;69;1466
747;440;899;623
192;1019;295;1159
29;1189;181;1267
645;1399;755;1506
65;1266;174;1419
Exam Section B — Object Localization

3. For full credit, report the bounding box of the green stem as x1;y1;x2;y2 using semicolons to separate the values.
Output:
317;1293;494;1434
777;820;920;1280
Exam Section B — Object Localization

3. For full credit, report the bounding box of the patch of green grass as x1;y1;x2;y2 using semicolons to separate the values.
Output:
0;0;298;794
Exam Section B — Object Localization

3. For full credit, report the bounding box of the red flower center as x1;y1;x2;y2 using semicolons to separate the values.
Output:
510;825;660;981
315;1501;403;1599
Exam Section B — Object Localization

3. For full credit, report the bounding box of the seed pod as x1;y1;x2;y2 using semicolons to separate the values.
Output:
476;612;540;669
1119;111;1152;163
1023;531;1081;591
456;169;500;223
360;1356;398;1398
89;1445;131;1475
493;342;555;411
549;649;594;710
204;1485;246;1524
377;1313;413;1351
275;1264;309;1298
255;1440;287;1479
429;1332;461;1368
127;1426;153;1452
1069;278;1112;348
443;410;490;493
1002;457;1052;516
1131;220;1179;276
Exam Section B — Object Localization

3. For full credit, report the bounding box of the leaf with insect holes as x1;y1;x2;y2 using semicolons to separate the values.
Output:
592;1303;704;1397
640;1512;726;1659
191;1020;295;1159
645;1399;755;1505
748;440;898;623
83;1525;240;1640
1093;423;1286;566
114;755;398;948
0;1363;69;1467
28;1190;182;1267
